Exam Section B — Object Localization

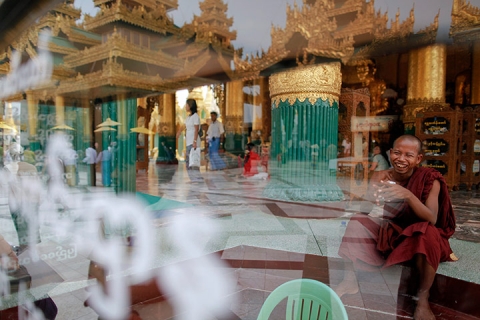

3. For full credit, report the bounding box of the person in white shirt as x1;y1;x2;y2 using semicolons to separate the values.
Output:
206;111;226;170
176;99;203;182
83;142;98;186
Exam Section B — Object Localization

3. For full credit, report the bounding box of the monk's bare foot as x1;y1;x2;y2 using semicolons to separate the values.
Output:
413;296;435;320
334;271;359;298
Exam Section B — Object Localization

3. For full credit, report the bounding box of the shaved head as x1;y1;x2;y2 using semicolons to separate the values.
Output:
392;135;422;154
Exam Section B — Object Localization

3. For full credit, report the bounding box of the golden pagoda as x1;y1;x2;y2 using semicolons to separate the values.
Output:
176;0;237;82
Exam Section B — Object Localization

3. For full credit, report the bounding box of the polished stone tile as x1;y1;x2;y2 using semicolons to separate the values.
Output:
3;163;480;319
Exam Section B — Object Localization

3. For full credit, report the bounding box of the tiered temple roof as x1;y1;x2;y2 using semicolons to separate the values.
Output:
173;0;237;81
232;0;437;80
183;0;236;50
83;0;178;34
57;0;237;97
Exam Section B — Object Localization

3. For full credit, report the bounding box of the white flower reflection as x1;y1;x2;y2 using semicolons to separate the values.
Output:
2;132;235;320
157;212;235;320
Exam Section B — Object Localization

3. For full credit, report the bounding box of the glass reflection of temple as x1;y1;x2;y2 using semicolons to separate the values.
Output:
1;0;480;197
3;0;480;319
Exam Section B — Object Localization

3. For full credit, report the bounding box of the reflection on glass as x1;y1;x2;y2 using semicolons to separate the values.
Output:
0;0;477;319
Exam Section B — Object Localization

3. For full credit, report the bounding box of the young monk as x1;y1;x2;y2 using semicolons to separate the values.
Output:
337;135;456;320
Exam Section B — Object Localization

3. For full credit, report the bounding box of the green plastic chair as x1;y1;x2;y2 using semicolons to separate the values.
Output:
257;279;348;320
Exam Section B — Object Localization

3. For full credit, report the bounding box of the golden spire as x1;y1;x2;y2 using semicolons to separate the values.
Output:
188;0;237;48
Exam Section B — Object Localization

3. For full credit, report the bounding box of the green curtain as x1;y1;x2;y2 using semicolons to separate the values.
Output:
263;98;343;202
36;104;56;151
101;101;118;150
114;98;137;194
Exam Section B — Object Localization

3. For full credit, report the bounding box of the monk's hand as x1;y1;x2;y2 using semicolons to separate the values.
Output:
372;182;384;205
377;180;411;203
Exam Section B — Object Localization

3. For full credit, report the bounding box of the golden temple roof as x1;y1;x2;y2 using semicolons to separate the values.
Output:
93;0;178;11
84;0;178;34
184;0;236;50
232;0;439;80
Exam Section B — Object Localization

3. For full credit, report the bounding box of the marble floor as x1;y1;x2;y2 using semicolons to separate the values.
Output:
1;162;480;319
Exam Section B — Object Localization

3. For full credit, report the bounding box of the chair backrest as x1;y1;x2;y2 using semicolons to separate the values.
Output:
257;279;348;320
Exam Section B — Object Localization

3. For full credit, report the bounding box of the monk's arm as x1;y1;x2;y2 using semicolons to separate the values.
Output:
404;179;440;225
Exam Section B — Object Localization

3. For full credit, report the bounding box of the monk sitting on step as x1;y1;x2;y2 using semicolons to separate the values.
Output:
336;135;457;320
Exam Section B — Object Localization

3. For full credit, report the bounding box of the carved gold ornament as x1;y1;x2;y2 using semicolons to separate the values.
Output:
269;63;342;106
451;0;480;41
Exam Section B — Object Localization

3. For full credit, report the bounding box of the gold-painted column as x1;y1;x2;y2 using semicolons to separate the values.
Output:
404;44;447;131
157;93;176;162
55;95;65;125
252;77;271;141
252;78;262;132
161;93;175;136
225;80;244;134
224;80;245;152
471;41;480;104
26;92;37;141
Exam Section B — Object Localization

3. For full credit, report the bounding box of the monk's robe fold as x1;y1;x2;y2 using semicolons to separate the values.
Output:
339;167;456;271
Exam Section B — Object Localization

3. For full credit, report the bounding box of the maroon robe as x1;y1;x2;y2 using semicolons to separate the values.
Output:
338;167;456;271
244;150;260;176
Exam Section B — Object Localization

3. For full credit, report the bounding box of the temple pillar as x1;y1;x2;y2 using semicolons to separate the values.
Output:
100;99;117;152
403;44;447;133
224;80;246;153
55;95;65;125
81;99;92;149
253;76;271;144
263;62;343;202
471;42;480;105
25;91;40;150
216;84;226;120
155;94;176;163
115;94;137;194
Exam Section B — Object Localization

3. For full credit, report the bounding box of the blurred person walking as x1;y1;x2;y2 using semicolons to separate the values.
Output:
206;111;226;170
83;142;98;186
176;99;203;182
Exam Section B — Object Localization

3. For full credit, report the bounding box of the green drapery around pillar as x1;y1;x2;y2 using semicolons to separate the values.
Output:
263;98;343;202
114;98;137;194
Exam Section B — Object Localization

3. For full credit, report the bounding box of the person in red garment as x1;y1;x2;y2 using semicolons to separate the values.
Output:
243;142;260;176
336;135;457;320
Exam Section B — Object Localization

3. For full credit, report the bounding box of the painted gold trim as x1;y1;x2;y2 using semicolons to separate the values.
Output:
269;62;342;106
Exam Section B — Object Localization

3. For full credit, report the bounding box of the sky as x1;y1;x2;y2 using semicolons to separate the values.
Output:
75;0;480;55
